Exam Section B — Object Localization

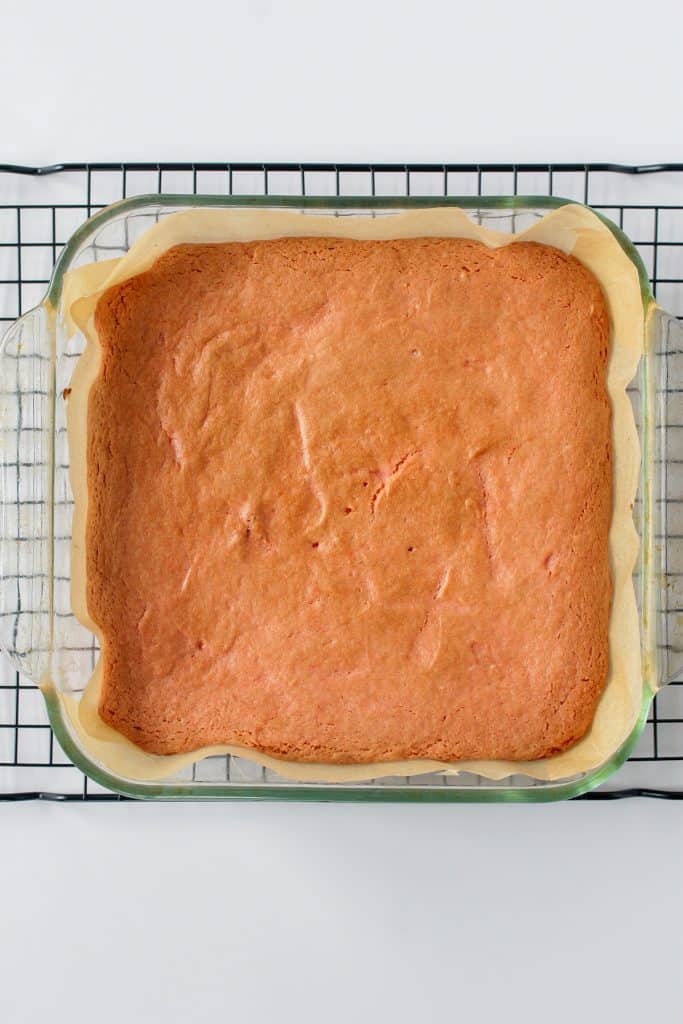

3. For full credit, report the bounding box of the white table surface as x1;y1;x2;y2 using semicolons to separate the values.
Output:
2;2;683;1021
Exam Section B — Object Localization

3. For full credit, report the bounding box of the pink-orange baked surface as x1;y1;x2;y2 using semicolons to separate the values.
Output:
87;237;611;763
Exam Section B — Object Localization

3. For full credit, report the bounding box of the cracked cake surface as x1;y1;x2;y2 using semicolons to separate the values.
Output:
88;236;611;762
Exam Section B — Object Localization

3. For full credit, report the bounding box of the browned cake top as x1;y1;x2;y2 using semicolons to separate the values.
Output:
88;236;611;763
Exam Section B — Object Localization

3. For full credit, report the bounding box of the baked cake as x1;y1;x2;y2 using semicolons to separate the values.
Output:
86;236;611;763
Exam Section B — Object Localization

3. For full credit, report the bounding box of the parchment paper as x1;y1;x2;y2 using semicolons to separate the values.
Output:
55;204;645;784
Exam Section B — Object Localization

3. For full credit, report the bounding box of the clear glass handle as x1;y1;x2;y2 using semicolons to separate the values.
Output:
653;309;683;684
0;304;52;681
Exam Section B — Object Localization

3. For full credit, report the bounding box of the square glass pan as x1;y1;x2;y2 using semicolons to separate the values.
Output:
0;193;679;801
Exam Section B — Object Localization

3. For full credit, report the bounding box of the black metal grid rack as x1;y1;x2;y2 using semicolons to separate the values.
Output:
1;161;683;802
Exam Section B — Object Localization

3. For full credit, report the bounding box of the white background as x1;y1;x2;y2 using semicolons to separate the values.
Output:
2;2;683;1021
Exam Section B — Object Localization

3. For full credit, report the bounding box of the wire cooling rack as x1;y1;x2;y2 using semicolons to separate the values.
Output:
1;161;683;802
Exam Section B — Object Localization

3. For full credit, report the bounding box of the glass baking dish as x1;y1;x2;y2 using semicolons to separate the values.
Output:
0;193;680;801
